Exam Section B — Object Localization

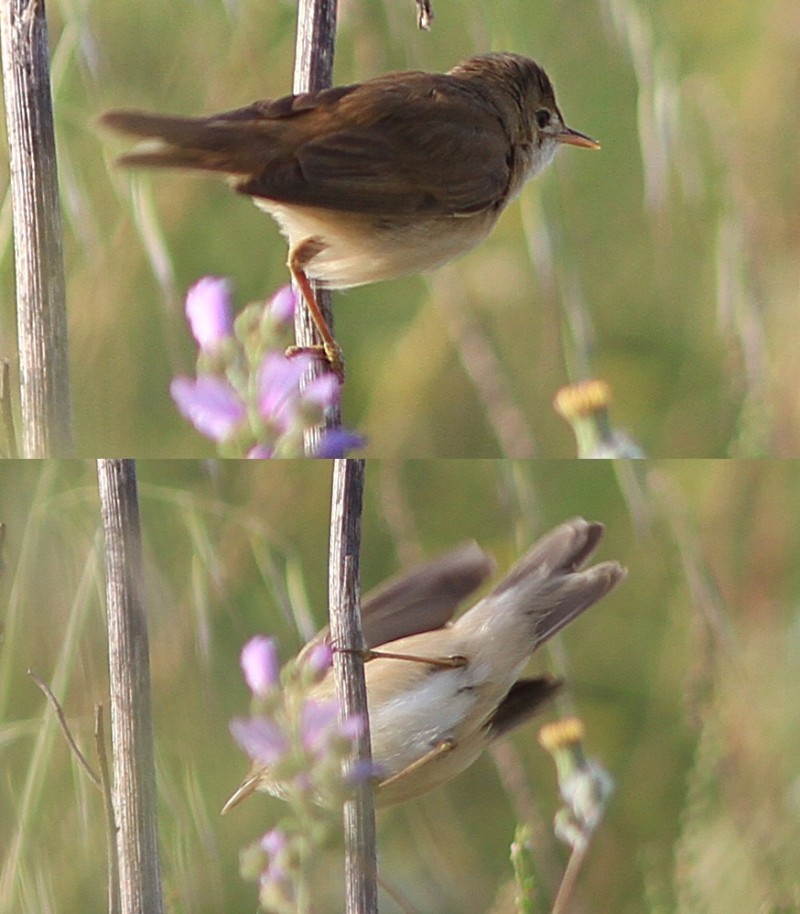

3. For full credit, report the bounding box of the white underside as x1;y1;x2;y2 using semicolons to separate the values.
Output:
255;199;497;288
367;667;480;777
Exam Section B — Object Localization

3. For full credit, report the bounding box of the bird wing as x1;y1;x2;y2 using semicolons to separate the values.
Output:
485;676;561;740
359;540;495;646
234;74;513;216
103;75;513;216
296;540;495;662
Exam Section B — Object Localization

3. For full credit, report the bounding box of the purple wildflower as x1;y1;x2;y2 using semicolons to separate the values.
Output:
312;429;366;457
230;716;289;766
170;375;245;441
260;827;288;862
302;373;341;410
185;276;234;351
299;698;341;754
303;641;333;676
247;443;274;459
258;352;316;432
267;285;297;324
347;758;381;785
337;713;364;741
259;828;295;906
241;636;280;696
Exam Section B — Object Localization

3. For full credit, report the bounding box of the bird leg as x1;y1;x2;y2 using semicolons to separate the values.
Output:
363;649;469;669
287;238;345;380
377;738;457;790
335;645;468;669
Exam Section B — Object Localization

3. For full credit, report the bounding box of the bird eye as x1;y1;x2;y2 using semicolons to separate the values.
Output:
535;108;551;129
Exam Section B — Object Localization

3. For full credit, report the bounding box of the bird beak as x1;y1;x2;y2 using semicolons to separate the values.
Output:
557;126;601;150
221;771;261;814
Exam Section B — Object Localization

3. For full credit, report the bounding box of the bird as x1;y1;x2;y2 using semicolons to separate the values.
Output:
100;52;599;375
222;517;625;811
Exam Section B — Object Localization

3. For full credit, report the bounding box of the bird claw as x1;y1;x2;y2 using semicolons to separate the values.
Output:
285;342;345;382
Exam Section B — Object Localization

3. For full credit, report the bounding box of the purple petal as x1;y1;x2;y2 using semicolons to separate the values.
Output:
267;285;298;324
185;276;234;351
241;636;280;695
260;827;287;857
347;758;381;785
247;443;274;459
170;375;246;441
303;642;333;675
293;771;313;792
230;716;288;765
338;713;364;741
299;698;341;753
302;373;341;410
312;429;366;458
258;352;314;430
260;827;291;888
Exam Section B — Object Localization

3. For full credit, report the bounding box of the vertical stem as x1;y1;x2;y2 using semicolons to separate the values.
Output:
0;0;73;456
0;361;19;457
94;705;122;914
97;460;163;914
292;0;341;453
292;0;337;94
328;459;378;914
550;843;589;914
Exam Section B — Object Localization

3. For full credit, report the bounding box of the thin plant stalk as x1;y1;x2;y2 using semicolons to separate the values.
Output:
0;0;73;456
328;459;378;914
292;0;341;453
97;460;163;914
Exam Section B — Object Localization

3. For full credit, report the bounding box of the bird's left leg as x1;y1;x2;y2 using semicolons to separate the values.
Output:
377;738;457;791
363;649;468;669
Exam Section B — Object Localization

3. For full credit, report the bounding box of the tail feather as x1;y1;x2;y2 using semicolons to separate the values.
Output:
491;517;605;598
525;559;625;646
455;518;626;663
99;109;278;175
100;110;210;143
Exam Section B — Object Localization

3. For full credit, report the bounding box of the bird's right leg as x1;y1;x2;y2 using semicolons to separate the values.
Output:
287;238;345;380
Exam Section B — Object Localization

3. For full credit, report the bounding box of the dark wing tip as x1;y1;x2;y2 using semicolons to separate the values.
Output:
486;675;562;740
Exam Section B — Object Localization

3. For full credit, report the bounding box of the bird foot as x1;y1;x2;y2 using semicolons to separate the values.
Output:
285;342;345;382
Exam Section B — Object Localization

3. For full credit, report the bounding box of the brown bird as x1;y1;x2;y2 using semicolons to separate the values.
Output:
101;53;599;374
222;517;624;811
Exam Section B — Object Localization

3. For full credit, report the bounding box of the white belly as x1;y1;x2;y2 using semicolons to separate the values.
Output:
256;199;498;289
367;667;481;778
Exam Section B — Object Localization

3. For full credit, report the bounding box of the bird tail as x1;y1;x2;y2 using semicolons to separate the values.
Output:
99;108;279;174
456;517;626;665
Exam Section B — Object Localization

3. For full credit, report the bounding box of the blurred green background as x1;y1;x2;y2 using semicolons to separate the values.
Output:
1;459;799;912
2;0;799;456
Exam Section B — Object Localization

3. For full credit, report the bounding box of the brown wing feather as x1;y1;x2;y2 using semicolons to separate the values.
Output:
359;541;495;646
102;72;513;217
296;541;495;663
237;75;512;215
100;85;362;172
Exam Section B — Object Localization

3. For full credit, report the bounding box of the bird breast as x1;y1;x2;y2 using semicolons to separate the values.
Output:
256;199;499;289
362;654;487;779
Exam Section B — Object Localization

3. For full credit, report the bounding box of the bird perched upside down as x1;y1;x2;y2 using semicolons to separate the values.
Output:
222;517;625;811
101;53;599;376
